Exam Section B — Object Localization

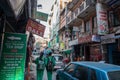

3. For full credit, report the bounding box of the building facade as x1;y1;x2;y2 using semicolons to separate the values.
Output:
59;0;120;64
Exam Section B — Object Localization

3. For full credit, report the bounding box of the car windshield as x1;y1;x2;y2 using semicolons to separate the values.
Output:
54;56;63;61
108;71;120;80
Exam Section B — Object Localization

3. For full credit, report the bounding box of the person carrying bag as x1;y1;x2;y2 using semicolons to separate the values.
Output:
44;50;55;80
34;52;45;80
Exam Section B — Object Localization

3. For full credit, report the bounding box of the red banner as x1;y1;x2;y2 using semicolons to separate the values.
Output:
78;35;92;44
26;19;45;37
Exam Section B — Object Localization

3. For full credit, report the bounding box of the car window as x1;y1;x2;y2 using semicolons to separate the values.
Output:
90;69;97;80
108;71;120;80
54;56;63;61
74;65;88;80
64;63;77;76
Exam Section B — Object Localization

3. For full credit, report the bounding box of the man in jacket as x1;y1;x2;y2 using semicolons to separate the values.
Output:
44;50;55;80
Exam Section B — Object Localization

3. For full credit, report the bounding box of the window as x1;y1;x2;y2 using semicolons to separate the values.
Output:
90;69;97;80
114;7;120;26
92;16;97;34
109;7;120;27
93;17;97;28
72;31;77;40
108;71;120;80
85;20;90;32
74;65;88;80
64;63;77;76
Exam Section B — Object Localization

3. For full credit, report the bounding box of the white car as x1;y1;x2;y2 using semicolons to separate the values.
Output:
52;54;65;70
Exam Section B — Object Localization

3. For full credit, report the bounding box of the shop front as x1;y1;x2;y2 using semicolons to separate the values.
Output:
101;34;116;63
78;35;101;61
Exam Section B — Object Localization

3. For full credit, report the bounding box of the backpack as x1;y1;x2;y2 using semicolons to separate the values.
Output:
46;57;54;71
38;60;45;70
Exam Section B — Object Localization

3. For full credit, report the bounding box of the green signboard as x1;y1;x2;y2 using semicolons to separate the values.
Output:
0;32;27;80
36;11;48;22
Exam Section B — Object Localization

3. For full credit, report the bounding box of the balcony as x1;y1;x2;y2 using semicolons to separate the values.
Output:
67;0;79;10
77;0;96;19
60;17;66;29
67;8;81;26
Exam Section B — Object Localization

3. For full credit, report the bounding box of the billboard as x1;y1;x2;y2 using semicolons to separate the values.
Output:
96;3;109;35
26;19;46;37
36;11;48;22
0;32;27;80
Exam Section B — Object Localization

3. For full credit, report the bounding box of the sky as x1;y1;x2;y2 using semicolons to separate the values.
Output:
37;0;54;38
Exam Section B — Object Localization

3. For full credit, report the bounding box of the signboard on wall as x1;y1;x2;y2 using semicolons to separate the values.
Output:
96;3;109;35
101;34;115;44
36;11;48;22
0;32;27;80
26;19;46;37
69;39;78;46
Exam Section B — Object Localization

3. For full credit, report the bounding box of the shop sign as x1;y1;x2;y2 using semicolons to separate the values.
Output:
36;11;48;22
114;35;120;39
73;27;79;31
26;19;45;37
78;35;92;44
60;42;65;50
101;34;115;44
92;35;101;42
69;39;78;46
0;32;27;80
96;3;109;35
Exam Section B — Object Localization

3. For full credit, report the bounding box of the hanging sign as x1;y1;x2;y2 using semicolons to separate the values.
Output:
0;32;27;80
36;11;48;22
96;3;109;35
26;19;46;37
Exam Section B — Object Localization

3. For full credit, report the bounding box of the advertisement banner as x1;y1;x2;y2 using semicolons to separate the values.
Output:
36;11;48;22
0;32;27;80
26;19;45;37
96;3;109;35
60;42;65;50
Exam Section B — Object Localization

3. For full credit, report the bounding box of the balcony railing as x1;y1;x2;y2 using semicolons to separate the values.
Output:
78;0;95;18
60;17;66;29
79;2;84;12
66;0;95;25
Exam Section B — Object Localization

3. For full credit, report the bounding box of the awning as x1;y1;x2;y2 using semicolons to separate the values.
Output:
62;49;71;54
0;0;26;18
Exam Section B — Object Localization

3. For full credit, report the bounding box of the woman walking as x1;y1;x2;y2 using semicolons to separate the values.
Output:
44;50;55;80
34;52;45;80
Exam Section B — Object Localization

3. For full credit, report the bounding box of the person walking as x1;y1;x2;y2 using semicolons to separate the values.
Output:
34;52;45;80
44;50;55;80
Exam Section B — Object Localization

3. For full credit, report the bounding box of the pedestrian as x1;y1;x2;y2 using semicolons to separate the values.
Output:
34;51;45;80
43;47;48;57
44;50;55;80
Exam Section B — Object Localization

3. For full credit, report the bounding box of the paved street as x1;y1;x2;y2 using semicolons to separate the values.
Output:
43;69;56;80
30;63;56;80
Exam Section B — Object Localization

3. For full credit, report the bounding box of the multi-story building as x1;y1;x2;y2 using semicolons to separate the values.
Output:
59;0;72;54
48;0;61;51
59;0;120;64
